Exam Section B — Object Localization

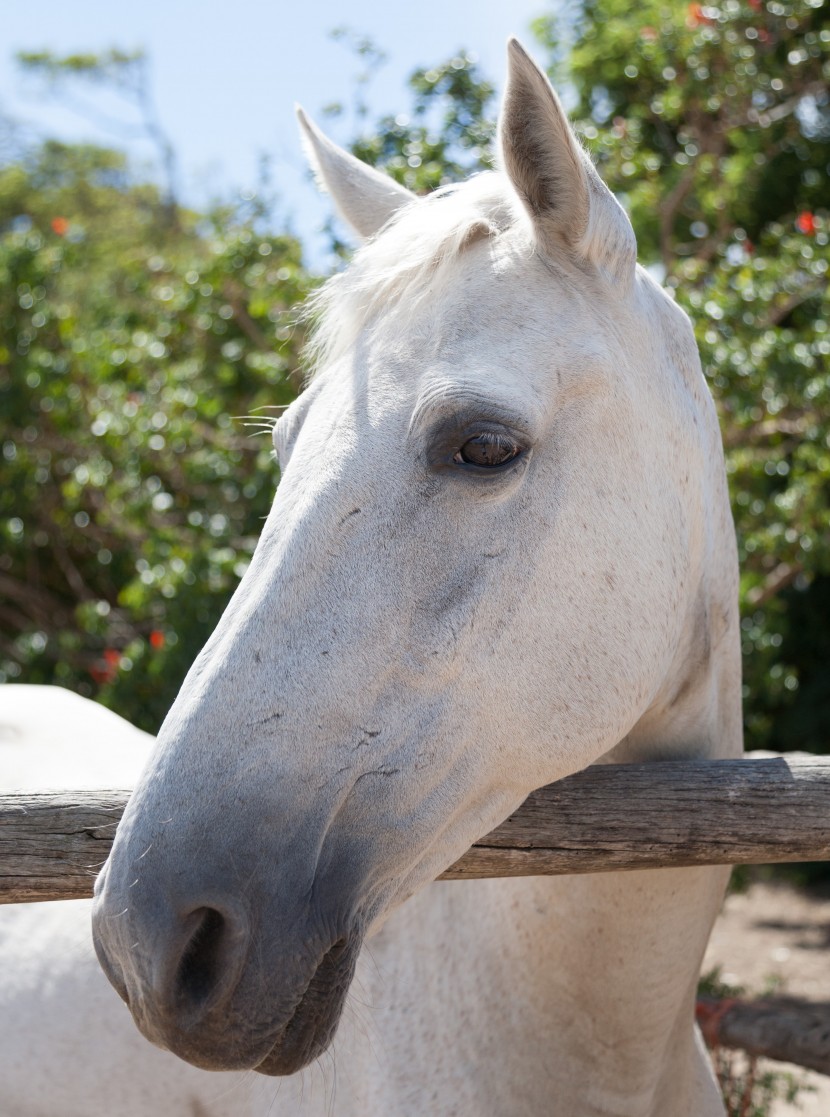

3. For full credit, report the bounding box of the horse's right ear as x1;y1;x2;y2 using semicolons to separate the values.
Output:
296;107;416;241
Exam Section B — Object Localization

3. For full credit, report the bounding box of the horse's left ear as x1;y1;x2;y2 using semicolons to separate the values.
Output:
500;39;637;290
296;106;416;241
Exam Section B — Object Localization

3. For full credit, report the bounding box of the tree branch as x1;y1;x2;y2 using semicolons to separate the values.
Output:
746;562;804;608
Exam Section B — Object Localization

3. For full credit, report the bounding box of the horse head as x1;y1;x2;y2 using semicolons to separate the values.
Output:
93;40;737;1076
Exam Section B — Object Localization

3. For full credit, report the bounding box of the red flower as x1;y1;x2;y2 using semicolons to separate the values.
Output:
687;3;715;26
640;26;658;41
149;629;165;650
90;647;122;685
748;0;762;9
51;217;69;236
745;240;754;255
795;212;817;235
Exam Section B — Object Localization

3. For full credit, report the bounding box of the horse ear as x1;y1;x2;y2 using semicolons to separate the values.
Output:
296;106;416;241
499;39;636;290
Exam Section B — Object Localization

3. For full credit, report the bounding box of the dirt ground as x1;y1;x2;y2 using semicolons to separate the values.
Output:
703;879;830;1116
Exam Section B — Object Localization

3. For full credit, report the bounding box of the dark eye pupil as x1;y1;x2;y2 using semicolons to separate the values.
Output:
455;433;521;468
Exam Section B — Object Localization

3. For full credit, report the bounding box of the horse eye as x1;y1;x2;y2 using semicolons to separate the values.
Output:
453;432;522;468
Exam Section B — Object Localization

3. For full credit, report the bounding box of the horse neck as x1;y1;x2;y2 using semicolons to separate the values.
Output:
365;634;740;1113
461;473;744;1113
534;570;741;1111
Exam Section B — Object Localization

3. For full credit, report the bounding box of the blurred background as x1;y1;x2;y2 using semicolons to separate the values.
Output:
1;0;828;756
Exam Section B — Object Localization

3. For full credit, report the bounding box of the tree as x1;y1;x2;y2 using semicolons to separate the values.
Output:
16;49;180;219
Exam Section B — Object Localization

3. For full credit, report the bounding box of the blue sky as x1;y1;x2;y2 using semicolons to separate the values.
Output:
0;1;554;263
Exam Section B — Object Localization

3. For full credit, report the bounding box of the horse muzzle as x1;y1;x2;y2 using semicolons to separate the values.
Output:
92;858;363;1075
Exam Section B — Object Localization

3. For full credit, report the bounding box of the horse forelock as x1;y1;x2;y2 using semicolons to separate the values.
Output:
304;170;521;377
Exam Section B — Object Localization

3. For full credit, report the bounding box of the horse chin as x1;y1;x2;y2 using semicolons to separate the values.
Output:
254;935;359;1077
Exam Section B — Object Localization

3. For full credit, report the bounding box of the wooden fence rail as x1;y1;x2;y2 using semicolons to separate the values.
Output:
3;754;829;905
697;996;830;1077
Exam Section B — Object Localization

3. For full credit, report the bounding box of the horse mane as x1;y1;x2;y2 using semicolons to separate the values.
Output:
305;171;519;376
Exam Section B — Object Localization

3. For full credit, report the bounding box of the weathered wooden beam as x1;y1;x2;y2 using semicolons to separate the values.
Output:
442;755;830;880
1;756;829;904
0;790;124;904
698;996;830;1076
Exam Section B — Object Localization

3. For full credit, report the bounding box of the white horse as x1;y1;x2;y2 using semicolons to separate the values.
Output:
22;39;743;1115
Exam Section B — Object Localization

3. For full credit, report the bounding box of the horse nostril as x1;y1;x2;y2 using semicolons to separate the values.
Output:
175;906;238;1015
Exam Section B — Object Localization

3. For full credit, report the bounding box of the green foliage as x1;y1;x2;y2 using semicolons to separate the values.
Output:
17;48;145;86
326;27;389;123
16;47;180;215
0;140;311;730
